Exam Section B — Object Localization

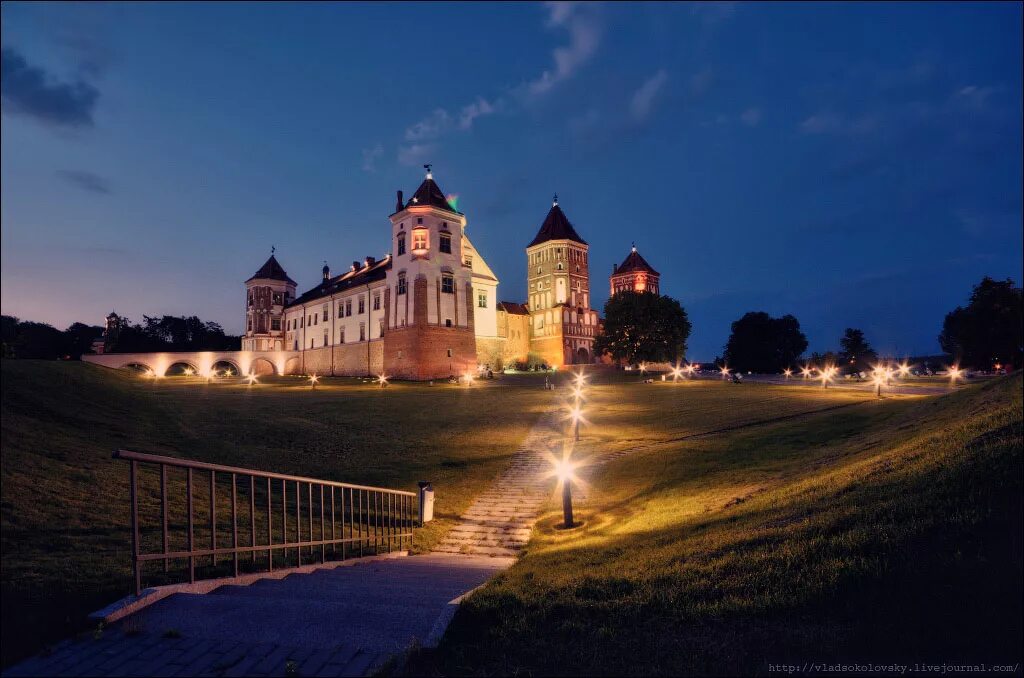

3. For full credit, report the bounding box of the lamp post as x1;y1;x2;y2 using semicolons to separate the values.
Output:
720;366;730;380
948;365;963;388
246;373;258;388
377;373;389;388
555;459;576;528
783;368;793;379
309;374;319;390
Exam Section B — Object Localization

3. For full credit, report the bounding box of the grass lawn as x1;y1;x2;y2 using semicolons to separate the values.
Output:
0;360;551;667
410;373;1023;675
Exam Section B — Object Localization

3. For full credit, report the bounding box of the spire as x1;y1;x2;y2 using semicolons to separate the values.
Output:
247;254;296;285
527;197;587;248
553;193;558;207
615;246;659;275
322;261;330;281
397;167;461;214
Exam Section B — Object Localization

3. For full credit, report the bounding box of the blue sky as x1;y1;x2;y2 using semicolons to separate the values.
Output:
2;1;1021;359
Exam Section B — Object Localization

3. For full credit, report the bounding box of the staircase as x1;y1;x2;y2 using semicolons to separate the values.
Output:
434;411;561;557
4;554;507;677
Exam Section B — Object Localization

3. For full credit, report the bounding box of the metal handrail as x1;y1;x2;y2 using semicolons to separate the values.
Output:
114;450;417;496
115;449;417;595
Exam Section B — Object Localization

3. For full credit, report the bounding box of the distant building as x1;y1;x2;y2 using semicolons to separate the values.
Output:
526;197;600;366
90;311;122;354
610;244;660;296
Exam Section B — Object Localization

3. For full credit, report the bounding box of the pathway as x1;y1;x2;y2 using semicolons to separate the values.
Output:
5;401;568;677
433;409;563;557
4;554;508;678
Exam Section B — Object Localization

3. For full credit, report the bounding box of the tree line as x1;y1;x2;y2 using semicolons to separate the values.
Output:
596;276;1021;372
1;314;241;360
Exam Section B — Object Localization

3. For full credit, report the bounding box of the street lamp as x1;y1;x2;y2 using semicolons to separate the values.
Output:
670;364;683;381
897;362;911;379
820;366;834;389
801;365;812;379
568;404;583;441
553;457;578;528
948;365;963;388
783;368;793;379
309;374;319;389
246;373;258;387
720;366;730;380
872;372;885;397
377;373;389;388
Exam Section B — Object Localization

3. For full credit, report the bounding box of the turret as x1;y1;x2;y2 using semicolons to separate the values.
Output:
243;252;296;351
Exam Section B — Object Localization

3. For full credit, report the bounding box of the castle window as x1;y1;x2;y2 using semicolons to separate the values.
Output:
397;273;407;295
338;304;344;319
447;348;452;357
359;323;365;341
417;217;423;224
557;263;564;270
345;299;352;315
247;318;253;331
412;228;428;252
272;292;283;305
310;338;315;348
439;233;452;253
322;304;328;321
358;296;365;314
445;319;452;327
324;331;328;346
478;292;487;308
300;317;304;328
464;253;473;267
379;320;385;337
340;327;345;343
441;275;454;294
271;317;281;331
373;293;381;310
397;233;406;256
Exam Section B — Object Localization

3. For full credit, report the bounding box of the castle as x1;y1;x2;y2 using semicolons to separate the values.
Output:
87;168;660;379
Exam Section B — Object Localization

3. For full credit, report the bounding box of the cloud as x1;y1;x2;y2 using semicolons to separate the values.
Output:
799;112;844;135
629;70;668;123
1;47;99;128
404;108;452;142
526;2;602;97
57;169;111;194
361;144;383;173
740;107;761;126
397;143;437;167
458;97;497;130
689;67;714;97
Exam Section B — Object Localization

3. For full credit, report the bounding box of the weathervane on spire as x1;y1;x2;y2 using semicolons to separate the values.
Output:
553;193;558;206
424;163;433;179
271;245;276;254
631;242;636;252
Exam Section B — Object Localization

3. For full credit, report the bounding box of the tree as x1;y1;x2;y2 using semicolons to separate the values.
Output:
64;322;104;359
838;328;876;370
723;312;808;373
1;315;18;358
939;277;1023;369
594;291;691;364
9;321;71;359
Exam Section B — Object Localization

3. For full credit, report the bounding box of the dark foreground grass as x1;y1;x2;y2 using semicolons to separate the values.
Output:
0;360;550;667
408;374;1023;676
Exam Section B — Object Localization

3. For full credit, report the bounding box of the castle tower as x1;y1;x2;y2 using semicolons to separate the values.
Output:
383;167;477;379
610;244;660;296
526;196;599;367
243;253;296;351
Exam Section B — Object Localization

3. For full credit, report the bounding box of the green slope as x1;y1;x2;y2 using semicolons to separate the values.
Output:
418;374;1023;675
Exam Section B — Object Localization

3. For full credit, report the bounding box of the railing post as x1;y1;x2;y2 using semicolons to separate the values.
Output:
161;465;168;573
250;475;256;565
129;459;141;596
210;470;216;569
267;477;273;571
231;473;239;578
295;480;301;567
320;485;325;563
187;468;195;584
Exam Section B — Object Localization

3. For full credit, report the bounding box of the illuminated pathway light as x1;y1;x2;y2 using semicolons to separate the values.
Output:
377;373;389;388
948;365;963;387
783;368;793;378
246;373;258;387
720;366;730;380
309;374;320;389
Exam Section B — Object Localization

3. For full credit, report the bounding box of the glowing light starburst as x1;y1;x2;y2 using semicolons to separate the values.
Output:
246;373;258;386
377;373;389;388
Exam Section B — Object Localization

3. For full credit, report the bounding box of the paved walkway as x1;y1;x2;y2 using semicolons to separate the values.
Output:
433;409;563;558
6;402;567;677
4;554;509;677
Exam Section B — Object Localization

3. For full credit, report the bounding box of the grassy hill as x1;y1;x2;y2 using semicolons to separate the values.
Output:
0;360;549;667
413;374;1023;675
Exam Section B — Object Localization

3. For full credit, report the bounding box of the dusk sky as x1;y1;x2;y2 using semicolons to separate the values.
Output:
2;2;1021;359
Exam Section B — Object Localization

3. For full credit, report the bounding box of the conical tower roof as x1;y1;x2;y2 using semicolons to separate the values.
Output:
247;254;296;284
614;246;659;275
402;173;461;215
527;198;587;247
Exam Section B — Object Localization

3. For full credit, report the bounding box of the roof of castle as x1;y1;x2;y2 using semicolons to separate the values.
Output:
613;247;659;276
400;176;461;215
497;301;530;315
247;255;296;285
528;201;587;248
286;257;391;308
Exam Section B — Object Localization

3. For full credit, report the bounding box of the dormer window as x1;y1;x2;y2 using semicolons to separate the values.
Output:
412;228;428;252
440;233;452;254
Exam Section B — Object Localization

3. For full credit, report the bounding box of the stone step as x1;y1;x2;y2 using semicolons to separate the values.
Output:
449;525;533;537
433;544;520;558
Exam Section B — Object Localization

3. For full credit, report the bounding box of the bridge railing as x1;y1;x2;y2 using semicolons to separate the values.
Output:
114;450;417;595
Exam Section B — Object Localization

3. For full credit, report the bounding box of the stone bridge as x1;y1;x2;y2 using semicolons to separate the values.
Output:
83;350;303;377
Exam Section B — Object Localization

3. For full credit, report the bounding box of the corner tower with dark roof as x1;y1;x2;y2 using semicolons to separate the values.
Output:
525;196;600;367
610;244;660;296
242;253;296;351
383;167;479;379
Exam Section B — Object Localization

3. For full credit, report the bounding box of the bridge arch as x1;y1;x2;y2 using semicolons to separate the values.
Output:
250;357;277;376
165;361;199;377
211;359;240;377
284;357;302;375
121;362;153;374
